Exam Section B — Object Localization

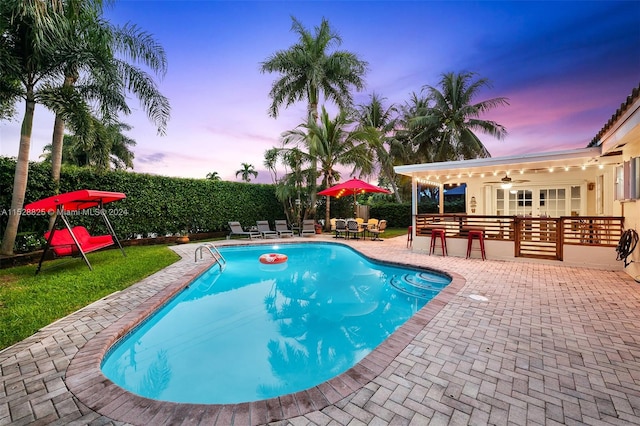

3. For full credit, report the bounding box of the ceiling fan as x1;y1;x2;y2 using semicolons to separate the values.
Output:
484;174;530;187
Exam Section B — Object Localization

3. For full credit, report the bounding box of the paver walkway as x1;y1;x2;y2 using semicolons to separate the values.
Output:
1;235;639;425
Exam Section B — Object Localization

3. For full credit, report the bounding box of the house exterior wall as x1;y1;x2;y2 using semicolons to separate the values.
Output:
601;93;640;279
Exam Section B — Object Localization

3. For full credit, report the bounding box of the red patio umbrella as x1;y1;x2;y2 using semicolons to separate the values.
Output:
318;178;390;216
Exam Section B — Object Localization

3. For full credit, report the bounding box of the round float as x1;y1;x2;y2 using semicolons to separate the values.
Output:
259;253;288;264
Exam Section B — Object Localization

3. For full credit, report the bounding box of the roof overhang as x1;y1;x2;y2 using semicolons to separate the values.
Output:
393;146;621;184
598;94;640;155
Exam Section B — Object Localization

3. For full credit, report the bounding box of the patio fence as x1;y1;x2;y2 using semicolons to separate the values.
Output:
415;214;624;260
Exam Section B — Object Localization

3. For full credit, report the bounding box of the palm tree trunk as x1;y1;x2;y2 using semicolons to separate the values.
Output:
51;75;76;191
309;157;318;217
50;114;64;189
307;100;319;217
324;196;331;231
49;74;77;230
323;174;334;231
1;96;35;255
384;167;402;203
48;113;65;230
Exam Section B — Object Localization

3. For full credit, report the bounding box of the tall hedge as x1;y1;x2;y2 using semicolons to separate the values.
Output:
0;157;283;243
369;197;466;228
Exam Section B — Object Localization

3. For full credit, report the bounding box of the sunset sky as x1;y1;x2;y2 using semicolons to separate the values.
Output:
1;1;639;183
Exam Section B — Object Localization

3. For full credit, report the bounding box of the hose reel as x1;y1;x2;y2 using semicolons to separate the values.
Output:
616;228;639;268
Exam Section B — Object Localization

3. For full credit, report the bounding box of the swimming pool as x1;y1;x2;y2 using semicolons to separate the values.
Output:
101;242;451;404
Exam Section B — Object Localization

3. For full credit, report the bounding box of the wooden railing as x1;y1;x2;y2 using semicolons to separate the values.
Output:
415;214;624;260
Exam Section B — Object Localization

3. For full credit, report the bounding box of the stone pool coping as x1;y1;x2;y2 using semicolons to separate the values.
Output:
65;240;466;425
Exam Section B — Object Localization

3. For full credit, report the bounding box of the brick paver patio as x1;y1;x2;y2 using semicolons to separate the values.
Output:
1;235;639;425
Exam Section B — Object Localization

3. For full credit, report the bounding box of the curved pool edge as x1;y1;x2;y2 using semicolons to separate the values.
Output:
65;241;466;425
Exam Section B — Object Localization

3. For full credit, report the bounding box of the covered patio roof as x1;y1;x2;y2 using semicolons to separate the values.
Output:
394;146;622;185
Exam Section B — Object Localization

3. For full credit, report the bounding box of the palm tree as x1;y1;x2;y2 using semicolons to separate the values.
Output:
410;71;509;162
48;8;169;195
395;92;432;164
205;171;221;181
356;93;402;202
0;0;69;255
282;106;372;230
41;119;136;170
263;148;279;184
260;16;368;215
236;163;258;182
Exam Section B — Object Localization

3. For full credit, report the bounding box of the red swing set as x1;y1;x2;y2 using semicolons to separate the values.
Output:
24;189;127;274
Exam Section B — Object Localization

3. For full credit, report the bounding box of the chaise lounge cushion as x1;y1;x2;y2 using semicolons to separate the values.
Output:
44;226;114;257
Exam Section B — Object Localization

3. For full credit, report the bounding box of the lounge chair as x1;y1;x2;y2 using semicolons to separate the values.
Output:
334;219;347;238
369;219;387;241
256;220;278;238
228;221;261;239
301;219;316;237
275;220;294;237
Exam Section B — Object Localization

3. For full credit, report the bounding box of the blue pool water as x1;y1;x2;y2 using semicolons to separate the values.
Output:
101;243;450;404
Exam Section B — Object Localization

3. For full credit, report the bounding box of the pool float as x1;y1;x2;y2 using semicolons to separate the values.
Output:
259;253;288;264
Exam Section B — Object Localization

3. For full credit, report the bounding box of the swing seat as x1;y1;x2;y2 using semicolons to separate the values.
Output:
25;189;127;273
45;226;115;257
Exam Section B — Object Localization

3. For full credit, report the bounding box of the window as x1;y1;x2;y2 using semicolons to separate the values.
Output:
496;186;574;216
615;158;640;200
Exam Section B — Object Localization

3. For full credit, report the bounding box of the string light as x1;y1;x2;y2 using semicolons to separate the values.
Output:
412;163;615;183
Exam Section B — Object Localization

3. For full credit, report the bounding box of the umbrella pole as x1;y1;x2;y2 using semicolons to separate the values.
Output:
353;193;357;218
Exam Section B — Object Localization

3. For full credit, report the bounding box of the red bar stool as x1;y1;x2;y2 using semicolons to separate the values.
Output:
466;229;486;260
429;228;447;256
407;226;413;248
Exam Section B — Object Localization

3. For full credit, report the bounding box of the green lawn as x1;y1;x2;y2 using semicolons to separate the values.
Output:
374;227;407;238
0;245;179;350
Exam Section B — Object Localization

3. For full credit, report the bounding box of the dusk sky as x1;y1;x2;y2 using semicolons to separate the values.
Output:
1;1;639;183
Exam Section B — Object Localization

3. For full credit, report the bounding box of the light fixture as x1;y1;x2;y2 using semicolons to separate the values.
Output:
500;174;512;190
469;196;477;213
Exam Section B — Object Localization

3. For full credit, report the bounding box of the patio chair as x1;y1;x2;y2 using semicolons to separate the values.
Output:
347;219;364;239
365;218;379;239
301;219;316;237
228;221;261;239
369;219;387;241
275;220;294;238
256;220;278;238
334;219;348;238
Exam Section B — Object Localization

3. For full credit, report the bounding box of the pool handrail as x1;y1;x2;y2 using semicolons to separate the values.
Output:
195;243;226;271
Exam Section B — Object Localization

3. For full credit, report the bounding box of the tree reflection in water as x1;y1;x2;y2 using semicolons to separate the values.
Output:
259;245;424;398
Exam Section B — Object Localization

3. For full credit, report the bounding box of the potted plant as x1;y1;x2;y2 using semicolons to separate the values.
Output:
175;230;190;244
